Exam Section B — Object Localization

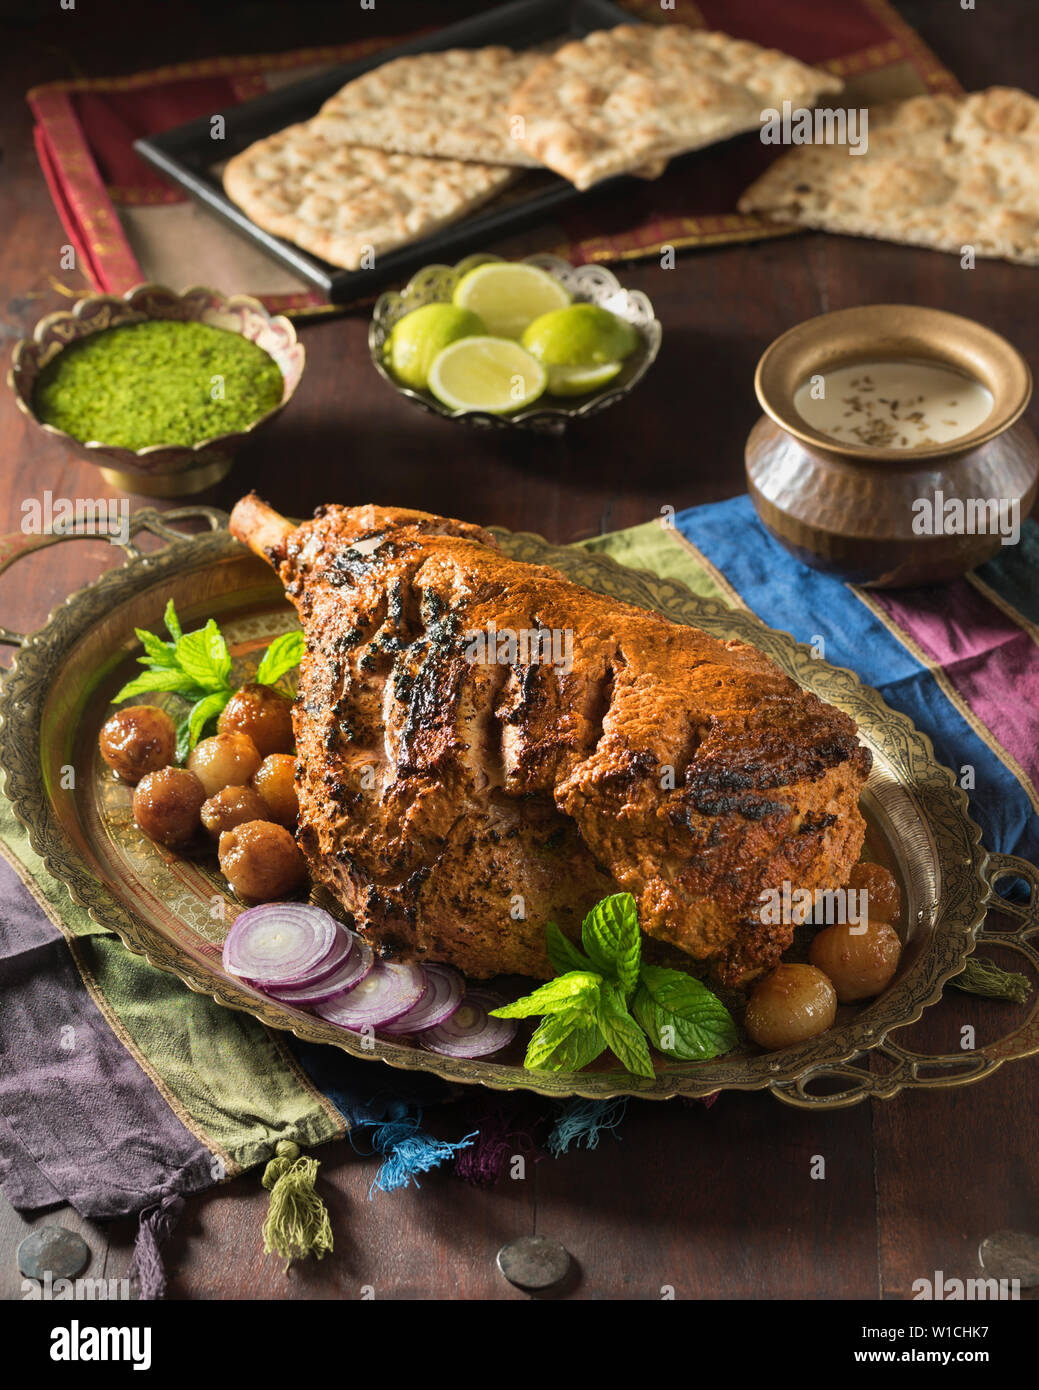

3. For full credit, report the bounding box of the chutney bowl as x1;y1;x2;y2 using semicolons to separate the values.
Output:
9;283;305;498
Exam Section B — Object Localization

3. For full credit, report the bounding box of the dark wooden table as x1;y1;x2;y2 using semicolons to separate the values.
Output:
0;0;1036;1301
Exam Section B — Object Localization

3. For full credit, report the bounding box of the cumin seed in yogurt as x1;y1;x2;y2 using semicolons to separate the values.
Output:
793;359;994;449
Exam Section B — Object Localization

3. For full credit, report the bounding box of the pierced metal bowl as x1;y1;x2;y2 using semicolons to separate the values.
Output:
9;283;305;498
368;253;661;434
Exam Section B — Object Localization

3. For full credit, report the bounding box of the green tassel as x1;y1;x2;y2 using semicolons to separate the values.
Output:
948;956;1032;1005
260;1140;333;1272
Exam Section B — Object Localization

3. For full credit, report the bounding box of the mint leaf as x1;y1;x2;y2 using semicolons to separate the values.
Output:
581;893;641;1000
204;619;232;683
112;669;204;703
524;1011;607;1072
545;921;595;976
632;964;737;1062
163;600;183;643
134;627;178;669
175;620;231;689
595;984;654;1078
489;971;601;1019
175;711;193;766
186;691;232;753
255;629;304;686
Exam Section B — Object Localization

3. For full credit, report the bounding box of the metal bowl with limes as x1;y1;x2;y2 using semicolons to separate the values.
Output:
369;254;661;434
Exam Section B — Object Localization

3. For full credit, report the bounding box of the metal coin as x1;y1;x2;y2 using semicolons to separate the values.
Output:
978;1231;1039;1287
496;1235;570;1291
17;1225;90;1281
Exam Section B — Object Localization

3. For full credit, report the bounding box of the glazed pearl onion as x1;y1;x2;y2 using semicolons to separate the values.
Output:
744;964;837;1051
187;732;262;797
847;861;901;924
809;919;902;1003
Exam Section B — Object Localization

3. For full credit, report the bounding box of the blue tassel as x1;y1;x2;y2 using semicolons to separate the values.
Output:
546;1098;628;1157
367;1111;477;1198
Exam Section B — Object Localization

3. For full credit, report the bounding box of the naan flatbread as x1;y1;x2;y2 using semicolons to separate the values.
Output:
223;120;514;270
314;46;542;167
738;87;1039;266
314;44;668;180
511;23;843;190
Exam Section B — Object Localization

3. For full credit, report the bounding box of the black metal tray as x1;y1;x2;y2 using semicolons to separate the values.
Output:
133;0;679;304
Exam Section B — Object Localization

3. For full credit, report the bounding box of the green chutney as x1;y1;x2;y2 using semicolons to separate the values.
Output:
33;319;285;450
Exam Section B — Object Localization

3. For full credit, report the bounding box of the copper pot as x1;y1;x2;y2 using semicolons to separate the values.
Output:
745;305;1038;588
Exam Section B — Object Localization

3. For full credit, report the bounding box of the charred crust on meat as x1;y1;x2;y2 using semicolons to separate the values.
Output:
798;811;838;833
420;589;444;622
599;749;659;784
405;865;431;896
388;579;405;628
685;791;792;820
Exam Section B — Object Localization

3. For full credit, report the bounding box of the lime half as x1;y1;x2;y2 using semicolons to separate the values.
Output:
521;304;640;368
547;361;624;396
387;304;485;390
453;262;570;339
428;336;547;414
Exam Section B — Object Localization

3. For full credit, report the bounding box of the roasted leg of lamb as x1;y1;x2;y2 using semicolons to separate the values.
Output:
230;495;871;984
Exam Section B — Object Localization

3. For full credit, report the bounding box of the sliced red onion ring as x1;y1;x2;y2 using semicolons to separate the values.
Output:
273;924;354;983
223;903;338;986
380;964;464;1035
418;989;517;1059
313;960;427;1030
265;937;375;1004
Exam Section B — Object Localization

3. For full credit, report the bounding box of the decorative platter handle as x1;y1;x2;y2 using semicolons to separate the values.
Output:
769;848;1039;1109
0;506;227;648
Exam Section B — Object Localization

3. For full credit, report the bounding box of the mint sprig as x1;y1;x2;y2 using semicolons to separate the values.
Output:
633;964;738;1062
490;892;736;1079
545;920;595;976
112;600;303;759
489;971;602;1019
255;630;304;685
581;893;641;1001
526;1013;607;1071
596;983;654;1078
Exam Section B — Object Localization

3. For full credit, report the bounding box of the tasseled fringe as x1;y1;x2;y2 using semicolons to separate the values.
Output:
948;955;1032;1004
130;1192;184;1301
454;1107;540;1187
681;1092;719;1110
368;1112;476;1197
546;1097;628;1157
261;1140;333;1272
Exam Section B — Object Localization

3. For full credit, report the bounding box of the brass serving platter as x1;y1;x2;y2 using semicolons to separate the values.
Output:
1;508;1036;1108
